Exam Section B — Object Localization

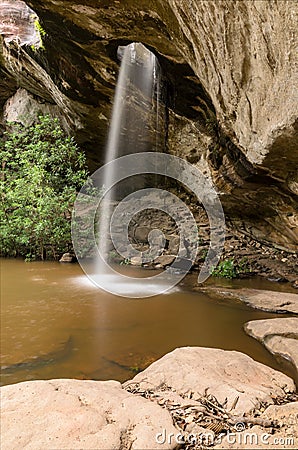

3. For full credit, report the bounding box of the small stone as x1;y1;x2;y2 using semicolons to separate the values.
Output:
59;253;76;263
154;255;176;267
184;415;194;424
133;226;150;243
130;256;142;266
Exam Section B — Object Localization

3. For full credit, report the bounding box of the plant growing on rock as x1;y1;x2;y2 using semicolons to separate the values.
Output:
212;257;251;279
212;258;237;278
0;115;88;260
31;17;46;51
120;258;131;266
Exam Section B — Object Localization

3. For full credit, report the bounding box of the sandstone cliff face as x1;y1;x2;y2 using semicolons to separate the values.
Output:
0;0;297;249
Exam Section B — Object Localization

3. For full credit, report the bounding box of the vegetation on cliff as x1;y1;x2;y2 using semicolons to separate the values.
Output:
0;115;88;260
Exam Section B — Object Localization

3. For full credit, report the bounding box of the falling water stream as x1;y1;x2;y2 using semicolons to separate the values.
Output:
94;42;169;296
98;42;163;258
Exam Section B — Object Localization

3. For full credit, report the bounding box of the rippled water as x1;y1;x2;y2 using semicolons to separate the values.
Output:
1;258;296;386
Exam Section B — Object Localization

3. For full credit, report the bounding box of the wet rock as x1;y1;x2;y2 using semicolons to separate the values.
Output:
59;252;76;263
169;256;193;273
237;289;298;313
149;231;166;248
130;256;143;266
244;318;298;373
125;347;295;415
154;254;176;267
0;379;177;450
198;287;298;314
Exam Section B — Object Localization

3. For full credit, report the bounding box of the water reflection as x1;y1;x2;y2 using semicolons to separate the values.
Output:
1;258;296;386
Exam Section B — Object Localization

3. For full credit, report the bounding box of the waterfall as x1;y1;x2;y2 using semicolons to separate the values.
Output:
73;42;225;296
97;42;163;274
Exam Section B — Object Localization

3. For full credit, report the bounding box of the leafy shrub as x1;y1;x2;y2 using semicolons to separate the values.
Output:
211;257;250;279
0;115;88;260
212;258;237;278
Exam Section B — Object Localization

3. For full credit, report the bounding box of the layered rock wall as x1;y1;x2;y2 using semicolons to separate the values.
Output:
0;0;297;249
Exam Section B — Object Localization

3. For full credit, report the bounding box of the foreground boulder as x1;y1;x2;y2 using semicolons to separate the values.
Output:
245;318;298;375
126;347;294;415
1;347;296;449
0;379;177;450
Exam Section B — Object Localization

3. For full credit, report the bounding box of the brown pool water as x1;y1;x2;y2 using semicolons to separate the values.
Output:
1;258;296;386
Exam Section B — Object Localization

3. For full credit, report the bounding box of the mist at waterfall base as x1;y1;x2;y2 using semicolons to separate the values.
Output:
93;42;175;297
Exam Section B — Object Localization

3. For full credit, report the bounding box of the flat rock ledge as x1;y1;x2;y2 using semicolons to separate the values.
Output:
1;347;297;450
198;287;298;314
245;318;298;375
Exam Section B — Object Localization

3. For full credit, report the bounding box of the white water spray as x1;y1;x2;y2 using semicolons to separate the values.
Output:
97;43;163;278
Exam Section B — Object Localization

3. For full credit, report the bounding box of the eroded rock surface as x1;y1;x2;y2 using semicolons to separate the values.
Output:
0;379;177;450
198;287;298;313
1;347;296;450
2;87;70;130
124;347;295;415
0;0;40;47
245;318;298;374
215;402;298;449
0;0;297;249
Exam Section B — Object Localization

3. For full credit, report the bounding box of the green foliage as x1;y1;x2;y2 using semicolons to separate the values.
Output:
31;18;46;51
211;257;251;279
120;258;131;266
34;19;46;37
237;257;250;274
212;258;237;279
109;250;118;260
0;115;88;260
198;247;208;261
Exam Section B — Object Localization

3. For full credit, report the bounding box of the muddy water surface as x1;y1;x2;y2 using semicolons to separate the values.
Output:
1;258;296;386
